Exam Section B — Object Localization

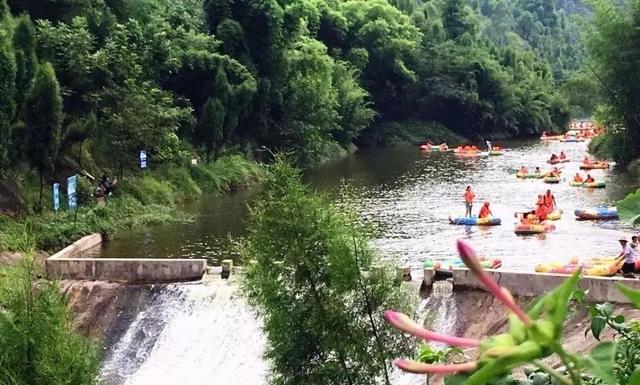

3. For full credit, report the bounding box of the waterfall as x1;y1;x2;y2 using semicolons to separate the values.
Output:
100;279;456;385
100;279;267;385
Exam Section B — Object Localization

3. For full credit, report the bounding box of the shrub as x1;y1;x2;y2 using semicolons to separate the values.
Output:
0;258;102;385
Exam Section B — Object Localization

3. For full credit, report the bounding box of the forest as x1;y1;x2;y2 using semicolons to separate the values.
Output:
0;0;588;203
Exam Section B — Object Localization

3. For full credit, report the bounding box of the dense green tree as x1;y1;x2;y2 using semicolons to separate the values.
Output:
242;158;413;385
0;39;16;169
23;62;62;207
13;15;37;113
197;96;225;160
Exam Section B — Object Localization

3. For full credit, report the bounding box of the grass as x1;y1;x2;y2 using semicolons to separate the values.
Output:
0;155;263;254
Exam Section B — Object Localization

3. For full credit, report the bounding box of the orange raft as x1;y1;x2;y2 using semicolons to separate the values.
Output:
580;162;610;170
420;143;448;152
514;221;555;235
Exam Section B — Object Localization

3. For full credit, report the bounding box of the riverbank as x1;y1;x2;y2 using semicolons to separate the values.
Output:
0;155;263;255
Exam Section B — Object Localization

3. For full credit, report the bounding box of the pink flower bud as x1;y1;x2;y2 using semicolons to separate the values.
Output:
457;240;532;326
394;359;478;374
384;310;479;348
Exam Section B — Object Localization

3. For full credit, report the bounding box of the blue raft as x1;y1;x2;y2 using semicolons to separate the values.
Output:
449;216;502;226
574;207;618;220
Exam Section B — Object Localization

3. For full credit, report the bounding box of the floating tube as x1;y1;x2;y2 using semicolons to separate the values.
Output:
514;222;555;235
543;176;560;184
547;158;570;164
546;209;563;221
424;257;502;272
580;162;609;170
449;216;501;226
516;172;543;179
420;143;448;152
574;207;618;220
570;181;606;188
535;256;626;277
560;137;586;143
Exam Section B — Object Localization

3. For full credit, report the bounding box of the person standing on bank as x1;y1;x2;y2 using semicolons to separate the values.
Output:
464;186;474;218
617;237;636;276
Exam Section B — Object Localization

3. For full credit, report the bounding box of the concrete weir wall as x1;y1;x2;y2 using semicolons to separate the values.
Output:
46;234;207;283
424;268;640;304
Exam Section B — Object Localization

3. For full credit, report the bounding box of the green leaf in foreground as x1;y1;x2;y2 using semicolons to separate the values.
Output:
617;190;640;223
617;284;640;309
581;342;617;385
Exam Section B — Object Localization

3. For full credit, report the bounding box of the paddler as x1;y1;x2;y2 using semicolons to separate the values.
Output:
519;165;529;174
559;151;567;160
585;174;595;183
464;186;475;218
478;201;493;219
583;156;592;165
535;201;549;221
549;167;561;177
534;166;541;174
535;194;545;207
550;153;558;162
543;189;556;210
573;173;584;183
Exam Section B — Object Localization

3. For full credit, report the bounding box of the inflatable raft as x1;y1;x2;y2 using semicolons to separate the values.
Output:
420;143;448;152
570;181;606;188
424;257;502;273
540;135;563;141
449;216;501;226
547;158;570;164
580;162;609;170
535;259;621;277
560;137;586;143
543;176;560;184
546;209;563;221
516;172;543;179
574;207;618;220
514;222;555;235
489;150;505;156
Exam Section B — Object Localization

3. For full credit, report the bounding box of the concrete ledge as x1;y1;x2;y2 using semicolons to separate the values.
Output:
451;269;640;304
46;258;207;283
47;233;207;283
50;233;103;259
423;268;436;285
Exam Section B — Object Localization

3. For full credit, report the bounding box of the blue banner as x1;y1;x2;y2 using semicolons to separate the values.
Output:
67;175;77;210
140;150;148;169
53;183;60;211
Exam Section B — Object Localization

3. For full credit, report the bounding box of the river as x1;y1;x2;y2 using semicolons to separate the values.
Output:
98;139;639;385
99;139;638;273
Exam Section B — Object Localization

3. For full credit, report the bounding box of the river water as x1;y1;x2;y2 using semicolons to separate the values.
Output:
100;139;638;273
98;139;640;385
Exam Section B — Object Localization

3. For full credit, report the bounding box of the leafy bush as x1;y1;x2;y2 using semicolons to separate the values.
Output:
0;258;101;385
241;158;413;385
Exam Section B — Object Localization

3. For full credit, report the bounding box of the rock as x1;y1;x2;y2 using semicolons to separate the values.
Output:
0;251;48;269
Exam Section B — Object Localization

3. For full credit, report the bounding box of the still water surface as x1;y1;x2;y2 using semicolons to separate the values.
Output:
100;140;639;272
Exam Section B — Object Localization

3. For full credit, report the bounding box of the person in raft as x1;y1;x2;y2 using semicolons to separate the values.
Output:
573;173;584;183
534;167;541;174
550;153;558;162
549;167;561;177
583;156;592;165
559;151;567;160
478;202;493;219
535;202;549;221
464;186;474;218
617;236;636;276
519;165;529;174
585;174;595;183
535;194;545;207
543;189;556;210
